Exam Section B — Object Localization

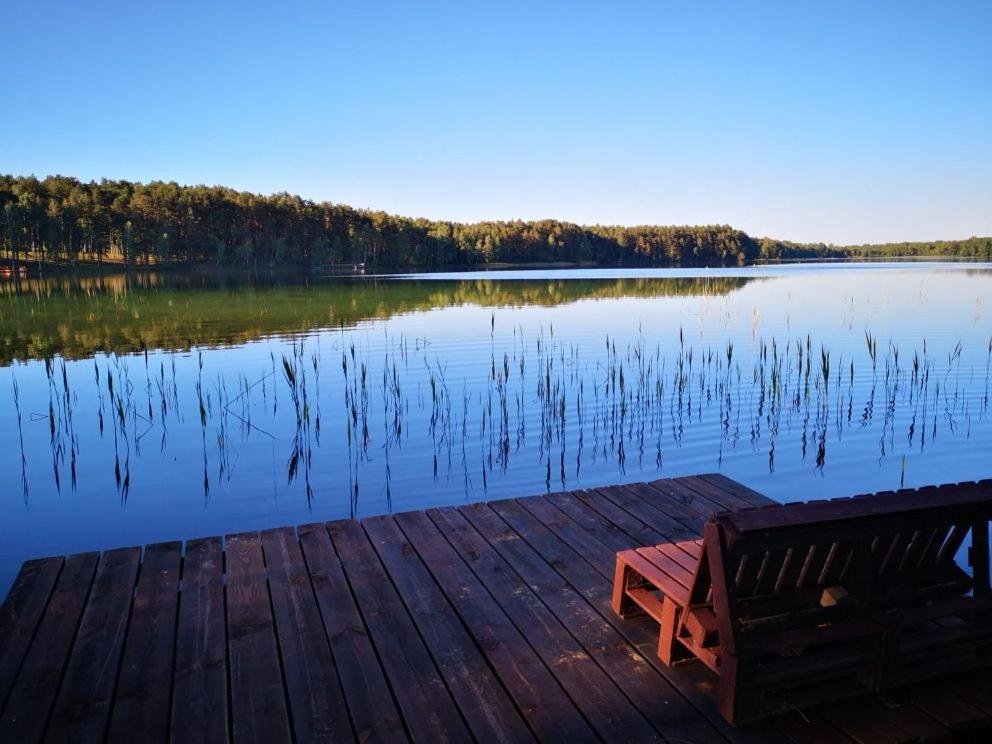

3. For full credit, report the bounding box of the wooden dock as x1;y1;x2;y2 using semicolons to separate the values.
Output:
1;473;990;743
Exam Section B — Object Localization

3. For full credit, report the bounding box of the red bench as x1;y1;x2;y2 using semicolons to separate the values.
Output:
612;480;992;724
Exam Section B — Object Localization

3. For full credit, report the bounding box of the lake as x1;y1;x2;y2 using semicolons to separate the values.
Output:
1;262;990;594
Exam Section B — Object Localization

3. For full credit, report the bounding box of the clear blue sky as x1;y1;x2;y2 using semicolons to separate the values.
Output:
2;1;989;244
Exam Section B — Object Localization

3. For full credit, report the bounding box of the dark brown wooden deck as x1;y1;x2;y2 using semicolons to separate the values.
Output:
1;473;990;743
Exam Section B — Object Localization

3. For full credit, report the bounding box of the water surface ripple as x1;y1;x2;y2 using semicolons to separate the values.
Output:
1;263;990;593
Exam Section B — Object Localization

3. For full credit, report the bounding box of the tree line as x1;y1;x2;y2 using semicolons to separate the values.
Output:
2;174;988;269
757;236;992;261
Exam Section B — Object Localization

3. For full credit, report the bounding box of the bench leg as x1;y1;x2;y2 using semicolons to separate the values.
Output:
716;654;761;725
657;596;693;666
972;520;991;624
612;558;641;618
871;625;899;692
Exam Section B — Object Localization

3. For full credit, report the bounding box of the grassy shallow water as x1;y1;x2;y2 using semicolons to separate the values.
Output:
1;263;990;594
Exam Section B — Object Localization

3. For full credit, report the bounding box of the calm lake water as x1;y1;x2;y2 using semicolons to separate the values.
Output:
1;263;990;593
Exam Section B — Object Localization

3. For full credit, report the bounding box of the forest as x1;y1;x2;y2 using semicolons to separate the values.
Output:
2;175;989;269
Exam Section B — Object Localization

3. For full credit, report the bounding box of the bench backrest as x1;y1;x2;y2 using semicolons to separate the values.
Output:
702;480;992;647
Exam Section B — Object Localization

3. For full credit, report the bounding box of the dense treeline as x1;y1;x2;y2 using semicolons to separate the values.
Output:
0;175;755;268
2;174;989;269
757;236;992;261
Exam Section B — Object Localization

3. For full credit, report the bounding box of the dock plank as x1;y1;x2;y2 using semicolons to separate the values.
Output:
46;547;141;744
597;486;698;543
107;542;182;744
428;505;664;743
170;537;228;744
328;518;469;742
262;527;353;743
297;522;406;742
363;515;533;743
226;532;292;744
817;697;951;744
0;557;62;709
0;552;98;743
463;501;727;744
396;508;598;741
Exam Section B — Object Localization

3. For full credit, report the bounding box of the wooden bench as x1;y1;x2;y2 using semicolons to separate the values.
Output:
612;480;992;724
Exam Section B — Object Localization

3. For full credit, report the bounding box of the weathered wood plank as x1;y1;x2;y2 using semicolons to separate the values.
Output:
296;522;406;743
170;537;228;744
395;509;598;742
0;553;98;743
363;515;533;743
545;490;650;554
0;557;63;708
513;496;616;579
625;480;713;529
648;476;736;516
944;669;992;717
699;473;778;506
597;485;698;543
774;710;853;744
428;506;664;742
226;532;292;744
895;684;988;733
816;697;952;744
108;542;182;744
328;519;469;742
46;547;141;743
578;488;669;548
546;490;643;555
463;501;727;744
261;527;353;743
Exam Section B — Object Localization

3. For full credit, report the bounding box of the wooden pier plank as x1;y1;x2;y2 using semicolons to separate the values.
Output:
261;527;353;743
363;514;534;743
0;557;62;709
624;480;714;529
328;518;470;743
945;669;992;717
45;547;141;744
0;552;98;743
428;505;664;743
545;490;650;555
597;486;698;543
545;491;641;555
896;684;988;733
170;537;229;744
107;542;182;744
296;522;406;743
575;488;670;548
680;474;756;510
225;532;292;744
462;500;729;744
395;509;598;742
510;496;617;579
816;696;951;744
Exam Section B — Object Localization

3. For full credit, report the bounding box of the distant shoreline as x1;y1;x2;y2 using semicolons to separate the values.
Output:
3;255;990;282
3;175;990;273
